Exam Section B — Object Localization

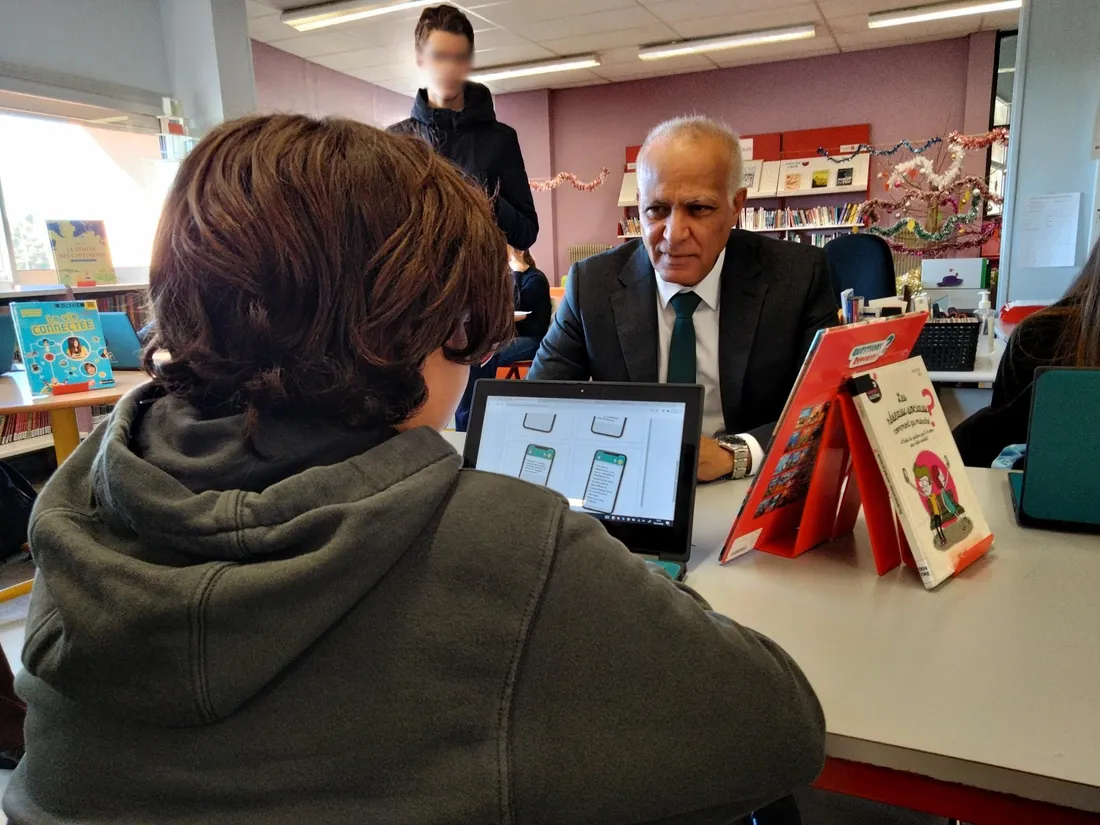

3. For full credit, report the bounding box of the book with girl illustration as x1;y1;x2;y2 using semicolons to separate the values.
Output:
848;358;994;589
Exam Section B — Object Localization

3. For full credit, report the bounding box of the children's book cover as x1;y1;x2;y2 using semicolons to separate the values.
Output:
45;220;117;286
722;313;928;563
848;357;993;589
11;301;115;395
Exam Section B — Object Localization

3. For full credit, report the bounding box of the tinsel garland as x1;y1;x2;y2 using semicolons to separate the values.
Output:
818;137;942;162
860;195;984;242
529;168;610;192
947;127;1009;149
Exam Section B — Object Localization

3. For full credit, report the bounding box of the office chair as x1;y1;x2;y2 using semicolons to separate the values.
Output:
824;233;897;304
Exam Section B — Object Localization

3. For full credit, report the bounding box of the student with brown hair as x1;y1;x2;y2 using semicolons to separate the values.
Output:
954;238;1100;466
389;4;538;250
5;114;824;825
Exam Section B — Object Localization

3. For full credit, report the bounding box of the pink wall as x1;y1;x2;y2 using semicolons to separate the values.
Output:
498;34;996;281
494;90;554;272
251;40;410;127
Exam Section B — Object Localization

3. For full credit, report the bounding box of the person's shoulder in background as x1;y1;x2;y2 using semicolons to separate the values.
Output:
386;119;424;139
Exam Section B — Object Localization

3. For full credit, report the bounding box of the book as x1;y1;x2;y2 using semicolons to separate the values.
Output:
848;358;994;589
723;313;929;562
45;220;117;286
11;301;115;395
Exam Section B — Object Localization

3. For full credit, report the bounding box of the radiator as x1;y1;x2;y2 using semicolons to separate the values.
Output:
568;243;613;265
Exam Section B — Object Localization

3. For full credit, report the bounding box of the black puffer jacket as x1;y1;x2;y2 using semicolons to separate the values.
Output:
389;82;539;250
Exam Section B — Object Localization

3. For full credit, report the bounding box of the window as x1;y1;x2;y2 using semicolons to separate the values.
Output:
987;31;1017;217
0;110;175;286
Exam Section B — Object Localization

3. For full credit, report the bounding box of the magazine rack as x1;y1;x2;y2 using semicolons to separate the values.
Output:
722;313;927;574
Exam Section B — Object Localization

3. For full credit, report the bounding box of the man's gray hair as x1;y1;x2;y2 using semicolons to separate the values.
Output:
638;115;744;203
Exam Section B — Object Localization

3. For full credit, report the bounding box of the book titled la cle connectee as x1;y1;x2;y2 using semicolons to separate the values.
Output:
12;301;115;395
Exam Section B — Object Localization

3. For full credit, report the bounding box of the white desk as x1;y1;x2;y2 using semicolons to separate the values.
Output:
928;338;1006;427
688;470;1100;817
447;429;1100;816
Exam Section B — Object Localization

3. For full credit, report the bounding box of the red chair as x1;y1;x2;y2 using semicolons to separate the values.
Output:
497;360;532;380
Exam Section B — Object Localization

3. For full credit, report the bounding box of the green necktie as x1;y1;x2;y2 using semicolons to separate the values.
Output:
667;291;702;384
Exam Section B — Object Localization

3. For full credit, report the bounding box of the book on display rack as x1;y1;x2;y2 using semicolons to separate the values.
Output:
721;312;993;589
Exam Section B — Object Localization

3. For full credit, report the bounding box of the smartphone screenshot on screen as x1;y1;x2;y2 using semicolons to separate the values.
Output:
523;412;556;433
518;444;555;486
582;450;626;513
473;396;685;526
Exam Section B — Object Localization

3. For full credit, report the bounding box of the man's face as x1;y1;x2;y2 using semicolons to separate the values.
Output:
417;31;473;100
638;136;746;287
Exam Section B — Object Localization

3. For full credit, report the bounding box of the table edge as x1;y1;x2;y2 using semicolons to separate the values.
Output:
828;733;1100;813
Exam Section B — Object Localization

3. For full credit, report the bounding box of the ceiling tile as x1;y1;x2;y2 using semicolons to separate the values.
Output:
472;0;639;27
539;23;681;55
666;5;822;40
247;14;298;41
642;0;812;24
499;6;671;41
258;30;366;56
245;0;279;19
310;47;406;72
474;44;557;65
592;52;713;79
349;61;420;84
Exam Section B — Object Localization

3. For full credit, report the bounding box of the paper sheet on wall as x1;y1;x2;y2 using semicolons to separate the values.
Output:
1016;192;1081;268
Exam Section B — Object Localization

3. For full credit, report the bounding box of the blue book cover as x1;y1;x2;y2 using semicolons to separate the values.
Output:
11;301;115;395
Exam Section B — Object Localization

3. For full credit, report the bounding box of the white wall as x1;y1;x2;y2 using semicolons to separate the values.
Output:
161;0;256;134
0;0;170;99
1002;0;1100;302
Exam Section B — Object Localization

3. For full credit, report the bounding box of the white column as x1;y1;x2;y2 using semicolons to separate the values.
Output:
1001;0;1100;302
159;0;256;135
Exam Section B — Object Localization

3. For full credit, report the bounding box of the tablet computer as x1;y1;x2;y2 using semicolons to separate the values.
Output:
464;380;704;563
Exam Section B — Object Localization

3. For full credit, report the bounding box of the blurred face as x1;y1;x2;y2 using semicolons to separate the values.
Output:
638;136;746;286
417;30;473;100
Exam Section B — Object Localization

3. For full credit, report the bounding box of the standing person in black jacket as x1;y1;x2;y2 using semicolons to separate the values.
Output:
389;5;539;251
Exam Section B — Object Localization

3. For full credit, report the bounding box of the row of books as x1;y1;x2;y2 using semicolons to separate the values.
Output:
789;232;849;248
90;292;149;334
741;204;862;230
0;412;52;445
618;217;642;236
90;404;113;428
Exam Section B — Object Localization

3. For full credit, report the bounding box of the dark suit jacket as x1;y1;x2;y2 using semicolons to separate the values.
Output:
527;230;839;446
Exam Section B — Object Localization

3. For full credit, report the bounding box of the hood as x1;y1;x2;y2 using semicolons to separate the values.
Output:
410;81;497;131
22;385;462;728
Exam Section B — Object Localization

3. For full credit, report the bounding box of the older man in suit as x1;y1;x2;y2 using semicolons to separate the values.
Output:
529;116;838;483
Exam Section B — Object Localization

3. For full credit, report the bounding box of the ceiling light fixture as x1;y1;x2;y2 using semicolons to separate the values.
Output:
469;55;601;83
867;0;1021;29
281;0;436;32
638;24;816;61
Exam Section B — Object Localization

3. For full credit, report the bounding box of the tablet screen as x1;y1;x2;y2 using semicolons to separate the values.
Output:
473;395;686;526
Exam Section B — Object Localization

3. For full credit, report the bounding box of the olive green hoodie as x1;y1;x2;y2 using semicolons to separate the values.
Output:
4;385;824;824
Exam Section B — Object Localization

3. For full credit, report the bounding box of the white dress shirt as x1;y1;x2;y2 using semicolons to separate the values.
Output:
655;249;764;475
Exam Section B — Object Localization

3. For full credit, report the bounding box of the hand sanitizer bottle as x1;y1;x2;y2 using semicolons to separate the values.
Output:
975;290;996;355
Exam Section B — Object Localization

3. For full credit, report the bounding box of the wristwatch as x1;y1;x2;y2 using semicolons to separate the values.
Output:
716;434;752;480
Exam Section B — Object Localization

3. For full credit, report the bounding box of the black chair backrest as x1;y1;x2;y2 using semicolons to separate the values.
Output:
824;233;897;304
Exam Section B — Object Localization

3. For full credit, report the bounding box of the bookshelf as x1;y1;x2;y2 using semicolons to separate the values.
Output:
0;434;55;460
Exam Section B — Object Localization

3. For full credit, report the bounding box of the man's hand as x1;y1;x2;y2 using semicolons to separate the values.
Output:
697;436;735;482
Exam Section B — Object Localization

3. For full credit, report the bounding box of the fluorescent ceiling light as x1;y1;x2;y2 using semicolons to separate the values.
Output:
638;24;816;61
281;0;435;32
997;66;1015;73
868;0;1021;29
469;55;600;83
